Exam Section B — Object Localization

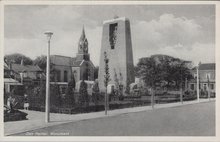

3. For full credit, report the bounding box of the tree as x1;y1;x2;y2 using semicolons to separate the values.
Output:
5;53;33;65
78;80;89;107
103;52;110;115
65;75;76;107
135;54;193;90
135;54;193;108
136;56;163;108
113;69;119;95
92;79;99;106
33;55;47;72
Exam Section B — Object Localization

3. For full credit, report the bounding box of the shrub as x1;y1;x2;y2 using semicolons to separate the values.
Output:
64;78;76;107
92;80;99;106
78;80;89;107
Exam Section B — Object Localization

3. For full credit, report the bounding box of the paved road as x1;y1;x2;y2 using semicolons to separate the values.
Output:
15;101;215;136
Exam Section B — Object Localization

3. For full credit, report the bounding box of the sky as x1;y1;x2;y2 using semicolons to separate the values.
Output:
4;5;215;66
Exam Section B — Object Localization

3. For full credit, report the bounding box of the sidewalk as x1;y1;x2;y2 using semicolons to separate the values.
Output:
4;98;215;136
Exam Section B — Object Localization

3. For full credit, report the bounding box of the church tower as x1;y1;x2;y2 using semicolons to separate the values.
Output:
76;26;90;61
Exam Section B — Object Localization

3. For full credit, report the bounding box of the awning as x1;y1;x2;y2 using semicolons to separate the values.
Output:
4;78;22;85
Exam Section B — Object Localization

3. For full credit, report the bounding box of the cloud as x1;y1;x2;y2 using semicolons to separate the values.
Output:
132;13;212;65
4;5;102;65
85;26;102;66
158;42;215;65
4;24;102;66
132;14;202;51
4;6;215;66
5;6;83;39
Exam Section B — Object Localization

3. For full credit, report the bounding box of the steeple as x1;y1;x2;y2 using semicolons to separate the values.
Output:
76;25;90;61
81;25;86;39
78;25;88;54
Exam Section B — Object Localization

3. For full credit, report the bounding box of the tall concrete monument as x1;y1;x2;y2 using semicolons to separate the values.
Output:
98;16;135;92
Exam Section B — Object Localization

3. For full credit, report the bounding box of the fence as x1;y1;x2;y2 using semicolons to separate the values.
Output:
4;84;214;115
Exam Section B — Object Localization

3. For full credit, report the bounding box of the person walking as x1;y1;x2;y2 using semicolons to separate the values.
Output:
24;94;29;110
7;95;14;113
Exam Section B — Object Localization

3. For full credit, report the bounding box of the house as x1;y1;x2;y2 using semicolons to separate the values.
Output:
4;60;23;93
11;62;44;86
4;60;11;78
188;63;215;94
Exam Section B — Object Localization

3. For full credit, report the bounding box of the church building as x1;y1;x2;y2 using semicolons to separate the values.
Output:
50;27;95;83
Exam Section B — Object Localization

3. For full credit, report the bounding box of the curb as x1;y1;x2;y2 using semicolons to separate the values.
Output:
6;99;215;136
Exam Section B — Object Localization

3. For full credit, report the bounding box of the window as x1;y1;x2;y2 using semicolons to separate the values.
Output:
210;84;214;90
64;71;68;82
206;73;211;80
73;70;77;80
109;23;118;49
56;70;61;82
190;84;195;90
203;84;207;90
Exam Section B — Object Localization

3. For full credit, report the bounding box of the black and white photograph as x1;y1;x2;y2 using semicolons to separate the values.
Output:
1;1;219;141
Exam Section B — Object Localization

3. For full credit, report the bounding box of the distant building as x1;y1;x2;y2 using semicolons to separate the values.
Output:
4;60;11;78
11;61;44;86
188;63;215;93
50;26;95;84
4;60;22;93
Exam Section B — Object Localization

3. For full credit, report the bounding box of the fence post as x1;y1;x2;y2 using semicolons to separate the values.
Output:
151;88;154;109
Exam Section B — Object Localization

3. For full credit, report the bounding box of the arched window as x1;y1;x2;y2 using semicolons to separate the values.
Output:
56;70;61;82
64;71;68;82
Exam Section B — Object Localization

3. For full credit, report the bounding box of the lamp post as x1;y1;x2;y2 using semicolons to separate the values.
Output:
44;31;53;123
179;61;185;104
207;75;211;101
180;60;191;104
180;67;183;104
196;64;200;102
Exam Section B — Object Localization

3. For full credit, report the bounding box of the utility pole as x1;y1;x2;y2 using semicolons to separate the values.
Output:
180;67;183;104
207;75;211;101
196;64;200;102
151;87;155;109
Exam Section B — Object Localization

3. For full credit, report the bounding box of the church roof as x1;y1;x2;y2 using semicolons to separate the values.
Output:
50;55;95;68
50;55;76;66
73;60;95;68
72;60;83;67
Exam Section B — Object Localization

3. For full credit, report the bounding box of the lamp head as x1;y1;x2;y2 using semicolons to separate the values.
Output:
44;31;53;41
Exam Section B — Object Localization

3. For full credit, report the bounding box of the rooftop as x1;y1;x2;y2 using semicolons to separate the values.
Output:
199;63;215;70
50;55;76;66
11;64;42;73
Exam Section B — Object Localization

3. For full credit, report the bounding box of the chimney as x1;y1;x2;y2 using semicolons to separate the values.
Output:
20;72;24;84
21;58;24;66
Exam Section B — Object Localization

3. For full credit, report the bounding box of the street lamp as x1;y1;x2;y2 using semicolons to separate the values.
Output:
196;63;200;102
44;31;53;123
180;60;191;104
